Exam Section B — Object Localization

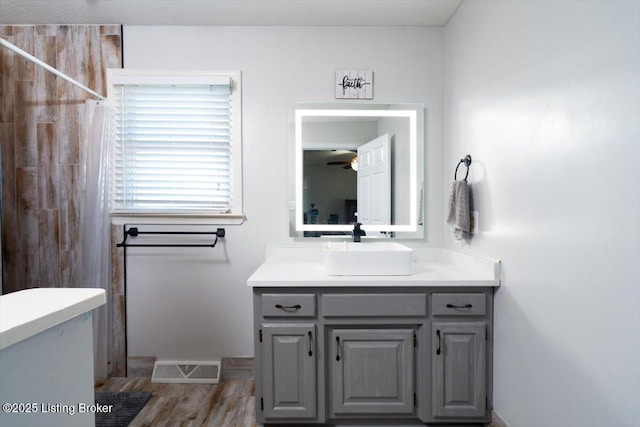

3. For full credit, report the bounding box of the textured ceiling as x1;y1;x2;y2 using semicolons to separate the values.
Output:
0;0;463;26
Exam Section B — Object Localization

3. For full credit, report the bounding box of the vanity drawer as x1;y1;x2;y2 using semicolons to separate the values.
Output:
322;293;426;317
432;293;486;316
261;294;316;317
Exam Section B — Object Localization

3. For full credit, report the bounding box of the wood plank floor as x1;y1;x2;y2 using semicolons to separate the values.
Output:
97;357;499;427
94;376;501;427
95;377;256;427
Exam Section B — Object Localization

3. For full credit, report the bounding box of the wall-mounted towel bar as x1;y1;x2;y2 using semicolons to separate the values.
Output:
454;155;472;181
114;225;226;376
116;227;226;248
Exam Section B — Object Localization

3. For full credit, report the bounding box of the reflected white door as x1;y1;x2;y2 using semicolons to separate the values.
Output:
357;134;390;225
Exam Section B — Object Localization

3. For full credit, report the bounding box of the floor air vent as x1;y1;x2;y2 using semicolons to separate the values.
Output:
151;361;221;384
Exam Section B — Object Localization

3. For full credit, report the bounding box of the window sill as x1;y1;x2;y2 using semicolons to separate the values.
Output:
110;213;245;226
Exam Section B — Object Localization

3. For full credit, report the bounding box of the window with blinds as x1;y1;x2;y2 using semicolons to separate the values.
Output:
107;70;242;221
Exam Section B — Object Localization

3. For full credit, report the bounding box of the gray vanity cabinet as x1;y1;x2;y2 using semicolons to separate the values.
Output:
258;293;318;420
260;323;317;419
330;329;415;416
432;322;486;418
253;287;493;425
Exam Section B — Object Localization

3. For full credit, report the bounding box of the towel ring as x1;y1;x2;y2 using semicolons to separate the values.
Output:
454;155;472;181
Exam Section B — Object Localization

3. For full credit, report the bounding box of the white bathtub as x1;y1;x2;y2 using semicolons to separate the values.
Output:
0;288;106;427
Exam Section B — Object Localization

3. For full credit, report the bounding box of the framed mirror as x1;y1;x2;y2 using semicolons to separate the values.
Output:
289;103;424;239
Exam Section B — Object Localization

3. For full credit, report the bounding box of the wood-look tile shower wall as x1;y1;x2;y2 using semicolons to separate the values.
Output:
0;25;127;375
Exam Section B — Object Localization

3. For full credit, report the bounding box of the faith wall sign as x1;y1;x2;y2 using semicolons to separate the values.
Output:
335;70;373;99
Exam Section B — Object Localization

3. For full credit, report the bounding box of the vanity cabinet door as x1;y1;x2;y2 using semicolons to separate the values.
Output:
261;324;316;419
330;329;415;416
432;322;486;418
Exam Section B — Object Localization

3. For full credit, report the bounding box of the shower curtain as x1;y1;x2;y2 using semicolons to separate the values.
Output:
78;100;114;381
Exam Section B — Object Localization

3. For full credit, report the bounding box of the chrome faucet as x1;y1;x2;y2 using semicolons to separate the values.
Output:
352;222;366;242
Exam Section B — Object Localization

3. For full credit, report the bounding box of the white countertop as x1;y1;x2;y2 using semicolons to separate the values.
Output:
248;246;501;287
0;288;106;350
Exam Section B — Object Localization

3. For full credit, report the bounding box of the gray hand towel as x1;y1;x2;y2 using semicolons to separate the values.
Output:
446;180;471;240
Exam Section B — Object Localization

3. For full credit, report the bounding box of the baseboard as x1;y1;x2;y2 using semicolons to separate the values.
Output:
152;360;221;384
124;356;254;379
491;410;510;427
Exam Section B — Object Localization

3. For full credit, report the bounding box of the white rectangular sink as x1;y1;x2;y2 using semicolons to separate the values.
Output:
323;241;414;276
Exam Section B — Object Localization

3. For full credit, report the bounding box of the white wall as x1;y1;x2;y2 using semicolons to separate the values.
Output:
443;1;640;426
122;26;444;359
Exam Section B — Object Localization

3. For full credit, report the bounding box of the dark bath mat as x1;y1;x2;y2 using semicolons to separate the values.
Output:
95;391;152;427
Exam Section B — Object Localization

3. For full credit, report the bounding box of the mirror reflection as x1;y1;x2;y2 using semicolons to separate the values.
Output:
304;149;357;226
290;104;424;239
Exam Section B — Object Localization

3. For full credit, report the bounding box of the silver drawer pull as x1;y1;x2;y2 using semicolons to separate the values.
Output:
275;304;301;311
446;303;472;309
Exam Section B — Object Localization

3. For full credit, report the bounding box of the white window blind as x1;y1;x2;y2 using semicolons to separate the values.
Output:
112;81;236;214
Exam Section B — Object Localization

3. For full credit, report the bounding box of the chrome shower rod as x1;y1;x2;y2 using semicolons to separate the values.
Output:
0;37;106;100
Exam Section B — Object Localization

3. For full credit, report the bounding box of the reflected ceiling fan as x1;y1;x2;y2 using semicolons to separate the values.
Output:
326;151;358;171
